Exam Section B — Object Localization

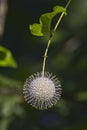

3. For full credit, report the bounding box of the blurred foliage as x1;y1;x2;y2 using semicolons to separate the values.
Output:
0;0;87;130
0;46;17;68
0;75;23;130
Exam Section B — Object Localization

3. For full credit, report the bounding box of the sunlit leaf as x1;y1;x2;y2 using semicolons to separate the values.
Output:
0;46;17;68
29;6;66;36
30;24;43;36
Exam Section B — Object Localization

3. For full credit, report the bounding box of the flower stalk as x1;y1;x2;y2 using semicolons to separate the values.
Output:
42;0;71;76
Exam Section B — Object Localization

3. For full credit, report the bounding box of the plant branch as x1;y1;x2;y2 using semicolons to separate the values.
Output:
41;0;71;76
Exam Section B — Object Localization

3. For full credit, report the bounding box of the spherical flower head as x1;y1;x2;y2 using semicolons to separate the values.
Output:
23;72;62;110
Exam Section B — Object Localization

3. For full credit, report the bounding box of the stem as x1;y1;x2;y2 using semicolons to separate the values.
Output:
41;0;71;76
42;38;52;76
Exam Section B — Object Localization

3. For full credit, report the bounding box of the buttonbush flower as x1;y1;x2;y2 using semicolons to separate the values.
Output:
23;72;62;110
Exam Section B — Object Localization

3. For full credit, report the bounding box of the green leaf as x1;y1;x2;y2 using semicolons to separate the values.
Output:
0;46;17;68
29;6;66;36
30;23;43;36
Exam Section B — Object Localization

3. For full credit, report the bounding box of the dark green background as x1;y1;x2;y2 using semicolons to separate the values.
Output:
0;0;87;130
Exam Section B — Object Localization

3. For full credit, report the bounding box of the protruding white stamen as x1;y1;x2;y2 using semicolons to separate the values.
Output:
23;72;62;110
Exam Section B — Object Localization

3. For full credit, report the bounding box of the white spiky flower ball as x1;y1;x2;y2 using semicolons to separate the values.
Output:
23;72;62;110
